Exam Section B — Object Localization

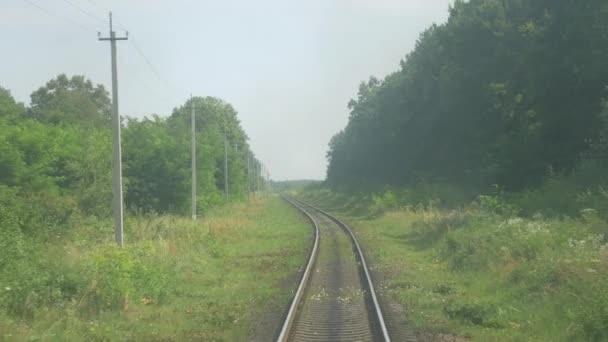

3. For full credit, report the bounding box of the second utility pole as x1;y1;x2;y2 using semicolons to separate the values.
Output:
99;12;128;246
223;119;229;201
247;151;251;197
191;95;196;220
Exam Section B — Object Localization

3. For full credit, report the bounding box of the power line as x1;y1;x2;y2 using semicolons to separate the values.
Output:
84;0;128;31
26;0;179;109
129;38;177;94
77;0;179;97
120;58;177;108
22;0;97;33
61;0;107;25
58;0;178;98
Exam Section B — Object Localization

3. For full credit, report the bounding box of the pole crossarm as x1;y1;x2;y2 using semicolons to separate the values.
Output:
99;37;128;41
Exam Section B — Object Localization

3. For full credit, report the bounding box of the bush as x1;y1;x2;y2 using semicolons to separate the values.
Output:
83;242;172;312
444;301;503;328
438;212;562;271
575;275;608;341
370;191;399;214
0;203;77;317
475;194;518;217
409;209;470;248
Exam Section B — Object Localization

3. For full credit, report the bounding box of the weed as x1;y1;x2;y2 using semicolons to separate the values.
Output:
301;188;608;341
444;301;503;328
0;197;310;340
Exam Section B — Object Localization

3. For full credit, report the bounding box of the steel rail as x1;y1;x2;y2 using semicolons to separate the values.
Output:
278;195;392;342
276;196;320;342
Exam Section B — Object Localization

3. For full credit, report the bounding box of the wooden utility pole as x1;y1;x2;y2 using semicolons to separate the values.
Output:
191;95;197;220
99;12;128;246
247;151;251;197
257;162;261;196
224;123;229;201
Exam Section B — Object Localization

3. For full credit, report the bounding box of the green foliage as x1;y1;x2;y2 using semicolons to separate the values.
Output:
123;97;261;215
0;198;309;341
370;190;399;214
0;75;270;339
574;274;608;341
0;75;260;223
0;87;24;119
0;204;81;317
84;242;171;311
27;74;111;127
326;0;608;194
444;301;502;328
474;194;518;217
303;189;608;340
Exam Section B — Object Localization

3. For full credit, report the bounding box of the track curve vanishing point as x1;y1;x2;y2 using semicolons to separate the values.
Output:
277;196;391;342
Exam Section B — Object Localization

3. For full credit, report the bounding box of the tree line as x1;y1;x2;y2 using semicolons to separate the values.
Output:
326;0;608;195
0;74;265;236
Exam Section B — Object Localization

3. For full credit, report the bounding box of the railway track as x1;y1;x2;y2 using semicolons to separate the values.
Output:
277;196;391;342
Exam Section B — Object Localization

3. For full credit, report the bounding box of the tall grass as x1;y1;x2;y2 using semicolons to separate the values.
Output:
300;184;608;341
0;197;309;341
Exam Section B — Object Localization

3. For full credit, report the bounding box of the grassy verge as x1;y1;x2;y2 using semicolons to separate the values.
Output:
299;190;608;341
0;196;309;341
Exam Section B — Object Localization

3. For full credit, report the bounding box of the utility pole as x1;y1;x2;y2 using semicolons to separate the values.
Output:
265;166;269;194
191;95;196;220
99;12;127;246
268;169;272;193
246;151;251;198
257;162;261;196
223;119;229;201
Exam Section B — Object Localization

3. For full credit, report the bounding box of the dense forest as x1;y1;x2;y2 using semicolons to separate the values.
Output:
1;74;265;235
314;3;608;339
326;0;608;200
0;75;279;338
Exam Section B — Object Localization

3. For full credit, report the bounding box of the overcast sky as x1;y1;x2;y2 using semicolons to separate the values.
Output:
2;0;452;180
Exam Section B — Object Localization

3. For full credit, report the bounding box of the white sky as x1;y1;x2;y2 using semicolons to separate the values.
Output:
1;0;452;180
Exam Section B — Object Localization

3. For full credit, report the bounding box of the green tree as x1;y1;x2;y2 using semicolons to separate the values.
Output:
27;74;111;127
326;0;608;193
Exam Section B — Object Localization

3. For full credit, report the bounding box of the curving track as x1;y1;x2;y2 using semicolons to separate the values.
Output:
277;196;391;342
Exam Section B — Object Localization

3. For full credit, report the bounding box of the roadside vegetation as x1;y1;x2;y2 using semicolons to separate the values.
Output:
1;196;309;341
313;1;608;340
326;0;608;195
300;186;608;341
0;76;303;340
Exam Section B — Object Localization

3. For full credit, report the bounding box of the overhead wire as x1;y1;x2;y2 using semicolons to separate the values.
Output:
120;64;177;113
23;0;183;111
81;0;182;98
60;0;107;25
83;0;128;31
22;0;98;33
129;38;179;95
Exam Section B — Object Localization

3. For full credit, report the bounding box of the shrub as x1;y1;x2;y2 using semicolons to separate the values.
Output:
85;244;135;310
370;191;399;214
572;274;608;340
83;242;172;312
444;301;503;328
0;204;76;317
409;209;470;248
474;194;518;217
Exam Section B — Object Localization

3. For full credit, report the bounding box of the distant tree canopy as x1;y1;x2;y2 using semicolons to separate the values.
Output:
27;74;111;127
326;0;608;192
0;75;263;226
123;96;255;213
